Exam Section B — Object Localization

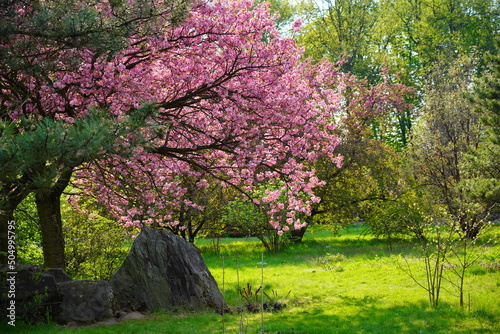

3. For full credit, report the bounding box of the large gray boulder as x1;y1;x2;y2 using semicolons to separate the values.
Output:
110;227;225;313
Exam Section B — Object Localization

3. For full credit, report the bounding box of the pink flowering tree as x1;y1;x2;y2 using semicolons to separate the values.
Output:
72;0;343;240
1;0;342;267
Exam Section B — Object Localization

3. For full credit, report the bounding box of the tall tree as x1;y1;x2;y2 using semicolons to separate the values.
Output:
372;0;500;86
408;54;485;238
297;0;379;79
2;0;343;267
308;67;415;230
295;0;500;87
464;40;500;212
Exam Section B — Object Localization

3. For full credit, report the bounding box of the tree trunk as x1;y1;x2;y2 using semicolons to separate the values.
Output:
290;212;316;243
290;226;308;243
36;191;66;268
35;167;74;269
0;208;16;265
1;187;29;265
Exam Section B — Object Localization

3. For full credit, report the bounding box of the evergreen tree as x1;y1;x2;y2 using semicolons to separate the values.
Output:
0;0;190;267
465;40;500;213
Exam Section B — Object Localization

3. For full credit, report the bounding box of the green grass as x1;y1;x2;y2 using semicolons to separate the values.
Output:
4;226;500;333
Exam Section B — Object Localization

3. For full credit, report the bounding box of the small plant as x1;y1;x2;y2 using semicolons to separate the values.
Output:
22;284;51;324
238;283;262;313
316;253;346;271
263;289;291;312
238;283;291;314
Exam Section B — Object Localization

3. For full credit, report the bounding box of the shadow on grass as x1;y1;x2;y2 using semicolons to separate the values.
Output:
265;299;498;334
2;299;498;334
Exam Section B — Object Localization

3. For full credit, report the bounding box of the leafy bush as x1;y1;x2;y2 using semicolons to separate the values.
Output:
366;189;438;242
221;197;288;252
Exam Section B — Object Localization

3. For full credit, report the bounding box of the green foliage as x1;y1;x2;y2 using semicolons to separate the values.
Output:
62;198;130;280
296;0;499;91
13;194;43;265
221;195;288;253
221;196;266;234
256;0;295;31
221;183;293;253
464;39;500;210
408;54;486;238
0;110;119;196
297;0;378;79
312;139;402;228
367;188;440;242
0;0;190;60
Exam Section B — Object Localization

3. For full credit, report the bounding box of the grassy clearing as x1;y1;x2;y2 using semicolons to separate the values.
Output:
4;226;500;333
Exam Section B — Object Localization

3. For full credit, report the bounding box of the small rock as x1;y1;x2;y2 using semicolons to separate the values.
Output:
121;311;146;321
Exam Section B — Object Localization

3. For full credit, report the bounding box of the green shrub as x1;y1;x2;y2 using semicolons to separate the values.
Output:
63;199;131;280
14;194;43;265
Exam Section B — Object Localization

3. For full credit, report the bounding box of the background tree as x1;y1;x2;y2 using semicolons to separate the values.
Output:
294;0;500;89
63;197;130;280
408;54;484;238
464;40;500;213
296;0;379;79
374;0;500;83
257;0;296;31
314;139;402;227
303;65;415;233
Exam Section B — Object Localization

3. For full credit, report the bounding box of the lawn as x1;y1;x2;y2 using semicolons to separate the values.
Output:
4;226;500;333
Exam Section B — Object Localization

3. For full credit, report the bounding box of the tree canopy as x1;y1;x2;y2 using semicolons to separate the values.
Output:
1;0;345;267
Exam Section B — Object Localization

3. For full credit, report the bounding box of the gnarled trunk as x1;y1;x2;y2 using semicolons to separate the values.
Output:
290;225;308;243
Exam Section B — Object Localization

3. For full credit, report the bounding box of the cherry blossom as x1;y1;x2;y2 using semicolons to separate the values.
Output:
2;0;410;235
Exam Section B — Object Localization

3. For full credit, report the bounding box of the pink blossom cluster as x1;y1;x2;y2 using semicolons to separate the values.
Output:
2;0;346;232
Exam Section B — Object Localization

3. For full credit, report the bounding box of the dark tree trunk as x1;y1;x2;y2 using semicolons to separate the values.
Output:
290;211;318;243
290;225;308;243
35;167;73;269
36;191;66;268
459;214;483;240
1;186;29;265
0;208;16;265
